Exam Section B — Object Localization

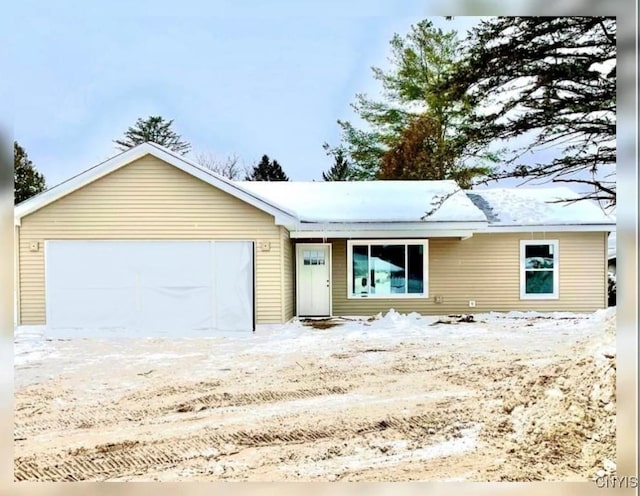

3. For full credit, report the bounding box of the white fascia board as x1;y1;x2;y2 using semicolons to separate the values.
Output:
14;142;298;226
287;220;486;239
291;221;487;231
290;229;479;239
481;224;616;233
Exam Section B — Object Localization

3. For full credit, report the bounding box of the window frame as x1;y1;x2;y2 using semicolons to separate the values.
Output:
520;239;560;300
346;239;429;299
302;249;326;266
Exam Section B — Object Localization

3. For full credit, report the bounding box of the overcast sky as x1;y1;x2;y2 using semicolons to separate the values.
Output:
7;3;489;185
6;2;612;197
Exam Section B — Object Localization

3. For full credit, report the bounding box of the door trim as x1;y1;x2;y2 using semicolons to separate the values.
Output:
295;243;332;318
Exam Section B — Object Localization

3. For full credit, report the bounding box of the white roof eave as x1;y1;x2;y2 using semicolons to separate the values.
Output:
286;220;488;239
289;220;488;231
286;220;615;238
481;223;616;233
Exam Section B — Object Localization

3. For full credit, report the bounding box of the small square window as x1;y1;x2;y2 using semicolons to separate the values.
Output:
302;249;328;266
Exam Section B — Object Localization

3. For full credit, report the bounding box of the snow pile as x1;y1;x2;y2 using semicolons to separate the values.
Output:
497;307;616;481
468;187;615;226
368;309;425;330
238;180;487;223
14;308;609;362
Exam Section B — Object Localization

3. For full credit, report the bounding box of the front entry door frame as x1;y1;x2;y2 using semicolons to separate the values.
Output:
296;243;332;317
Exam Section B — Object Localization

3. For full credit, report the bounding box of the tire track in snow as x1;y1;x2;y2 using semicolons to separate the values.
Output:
14;385;353;439
15;412;472;481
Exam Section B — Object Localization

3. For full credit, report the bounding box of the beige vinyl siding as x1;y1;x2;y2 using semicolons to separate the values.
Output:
332;232;607;316
280;227;294;321
18;154;284;325
14;225;20;326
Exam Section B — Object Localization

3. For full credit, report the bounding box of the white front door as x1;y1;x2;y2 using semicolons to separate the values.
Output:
297;244;331;317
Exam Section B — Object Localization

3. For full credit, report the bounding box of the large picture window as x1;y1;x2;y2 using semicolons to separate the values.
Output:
347;240;428;298
520;240;559;299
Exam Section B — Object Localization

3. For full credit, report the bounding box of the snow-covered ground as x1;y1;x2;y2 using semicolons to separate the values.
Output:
14;307;616;482
14;308;614;387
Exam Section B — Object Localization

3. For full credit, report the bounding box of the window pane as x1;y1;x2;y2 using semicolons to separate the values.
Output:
525;244;554;269
525;270;553;294
407;244;424;294
318;251;325;265
370;245;406;295
303;251;311;265
352;245;369;295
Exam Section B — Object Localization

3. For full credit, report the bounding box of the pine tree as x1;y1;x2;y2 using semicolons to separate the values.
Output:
327;19;496;182
378;115;492;188
447;17;616;205
245;155;289;181
321;147;351;181
14;141;46;204
114;115;191;155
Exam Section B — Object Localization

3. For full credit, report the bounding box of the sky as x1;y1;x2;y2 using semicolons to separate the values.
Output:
7;3;484;186
5;1;617;196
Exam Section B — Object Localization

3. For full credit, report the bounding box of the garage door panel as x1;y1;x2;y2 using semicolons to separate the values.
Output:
48;241;134;290
214;241;254;331
45;240;254;334
48;288;134;329
133;242;214;287
137;286;213;331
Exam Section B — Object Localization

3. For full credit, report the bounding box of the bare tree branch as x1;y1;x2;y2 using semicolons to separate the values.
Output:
195;151;248;180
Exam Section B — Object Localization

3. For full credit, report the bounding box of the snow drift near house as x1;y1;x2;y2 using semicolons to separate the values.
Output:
467;187;614;225
238;180;487;223
14;307;616;369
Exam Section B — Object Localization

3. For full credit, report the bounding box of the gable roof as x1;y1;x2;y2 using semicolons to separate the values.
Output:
238;180;487;223
15;143;616;235
14;142;298;225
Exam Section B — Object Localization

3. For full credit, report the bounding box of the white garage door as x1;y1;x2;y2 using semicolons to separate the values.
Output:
45;240;254;335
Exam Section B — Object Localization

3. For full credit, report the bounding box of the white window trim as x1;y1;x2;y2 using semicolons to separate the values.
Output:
346;239;428;299
520;240;559;300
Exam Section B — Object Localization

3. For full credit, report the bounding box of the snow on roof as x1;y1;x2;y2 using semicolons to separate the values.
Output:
237;180;487;223
466;187;615;226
